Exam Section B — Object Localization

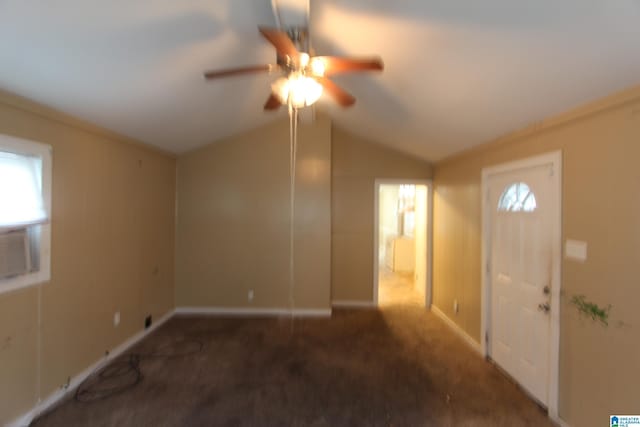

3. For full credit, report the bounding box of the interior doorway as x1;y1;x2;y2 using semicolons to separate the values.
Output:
374;180;431;307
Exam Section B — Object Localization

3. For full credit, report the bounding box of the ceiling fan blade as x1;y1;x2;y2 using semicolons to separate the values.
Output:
315;77;356;107
203;64;275;79
264;93;282;110
313;56;384;76
258;27;299;57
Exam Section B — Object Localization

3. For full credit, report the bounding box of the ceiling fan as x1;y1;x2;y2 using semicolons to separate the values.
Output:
203;27;383;110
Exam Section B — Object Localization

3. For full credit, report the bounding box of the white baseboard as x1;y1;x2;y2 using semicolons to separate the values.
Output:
331;300;376;308
174;306;332;317
7;309;174;427
430;305;483;355
551;415;571;427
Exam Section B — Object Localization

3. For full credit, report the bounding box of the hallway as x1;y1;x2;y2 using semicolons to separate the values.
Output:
378;268;424;306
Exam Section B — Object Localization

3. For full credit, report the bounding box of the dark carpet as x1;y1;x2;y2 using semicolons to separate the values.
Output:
32;306;552;427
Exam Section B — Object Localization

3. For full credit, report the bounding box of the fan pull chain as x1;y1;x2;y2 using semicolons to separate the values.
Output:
288;103;299;328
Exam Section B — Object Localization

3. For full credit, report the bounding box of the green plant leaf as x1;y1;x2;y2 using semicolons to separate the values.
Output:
570;294;611;327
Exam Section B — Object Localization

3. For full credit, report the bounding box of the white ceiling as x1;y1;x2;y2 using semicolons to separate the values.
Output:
1;1;639;161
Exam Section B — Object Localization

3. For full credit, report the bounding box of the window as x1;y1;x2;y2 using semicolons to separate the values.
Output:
498;182;537;212
0;134;51;294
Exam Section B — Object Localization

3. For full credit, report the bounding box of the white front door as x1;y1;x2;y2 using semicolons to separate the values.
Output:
488;164;555;405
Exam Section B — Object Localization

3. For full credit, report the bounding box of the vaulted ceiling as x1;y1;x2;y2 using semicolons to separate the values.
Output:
1;0;639;161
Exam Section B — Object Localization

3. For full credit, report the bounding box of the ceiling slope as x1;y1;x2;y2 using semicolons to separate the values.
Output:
1;0;639;160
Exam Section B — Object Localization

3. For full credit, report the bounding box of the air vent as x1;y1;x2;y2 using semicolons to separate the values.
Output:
0;229;31;280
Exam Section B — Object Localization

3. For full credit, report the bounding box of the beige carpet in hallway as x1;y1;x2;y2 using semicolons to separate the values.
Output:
378;268;425;306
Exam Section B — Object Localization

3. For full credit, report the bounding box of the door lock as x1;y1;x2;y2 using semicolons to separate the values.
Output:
543;285;550;295
538;302;550;313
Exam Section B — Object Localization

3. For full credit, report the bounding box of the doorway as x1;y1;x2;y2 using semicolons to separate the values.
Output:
481;152;561;418
374;180;431;307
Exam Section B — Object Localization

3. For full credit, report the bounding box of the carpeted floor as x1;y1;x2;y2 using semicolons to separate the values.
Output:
378;269;424;307
32;306;552;427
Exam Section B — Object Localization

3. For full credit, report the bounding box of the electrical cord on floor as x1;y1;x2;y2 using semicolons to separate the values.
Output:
74;354;143;403
74;338;203;403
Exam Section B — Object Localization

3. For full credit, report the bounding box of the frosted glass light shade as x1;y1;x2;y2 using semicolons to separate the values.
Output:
309;57;325;76
272;74;323;108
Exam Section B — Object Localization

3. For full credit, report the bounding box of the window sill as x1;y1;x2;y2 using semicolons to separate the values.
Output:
0;270;49;295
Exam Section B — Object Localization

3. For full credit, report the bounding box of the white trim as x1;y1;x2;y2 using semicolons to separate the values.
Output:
7;309;174;427
551;415;571;427
426;182;434;308
0;134;52;296
331;300;376;308
373;179;433;307
174;306;332;317
480;150;562;419
431;304;482;355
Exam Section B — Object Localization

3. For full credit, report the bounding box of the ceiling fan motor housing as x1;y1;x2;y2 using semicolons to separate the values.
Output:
276;27;310;72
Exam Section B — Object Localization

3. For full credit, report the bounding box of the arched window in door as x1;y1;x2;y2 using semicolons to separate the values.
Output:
498;182;537;212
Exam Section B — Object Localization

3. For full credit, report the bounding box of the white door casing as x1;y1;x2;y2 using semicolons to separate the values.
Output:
481;151;561;419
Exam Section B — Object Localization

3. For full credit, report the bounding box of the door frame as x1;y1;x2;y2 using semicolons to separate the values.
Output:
373;179;433;308
480;151;562;419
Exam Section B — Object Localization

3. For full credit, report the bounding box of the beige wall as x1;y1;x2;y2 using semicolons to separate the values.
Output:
0;91;176;424
433;86;640;427
176;115;332;310
331;127;433;302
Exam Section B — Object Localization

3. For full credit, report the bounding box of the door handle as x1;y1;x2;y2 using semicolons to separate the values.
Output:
538;302;550;313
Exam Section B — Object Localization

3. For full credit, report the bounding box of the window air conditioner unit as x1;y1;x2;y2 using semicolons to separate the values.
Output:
0;229;31;280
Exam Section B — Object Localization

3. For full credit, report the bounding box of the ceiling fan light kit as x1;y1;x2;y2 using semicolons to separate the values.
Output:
271;73;323;108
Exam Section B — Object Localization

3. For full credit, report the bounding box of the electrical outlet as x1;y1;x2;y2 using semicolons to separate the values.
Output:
248;290;254;302
453;300;459;314
113;311;120;327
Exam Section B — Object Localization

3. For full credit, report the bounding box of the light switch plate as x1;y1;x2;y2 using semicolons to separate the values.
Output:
565;239;587;262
